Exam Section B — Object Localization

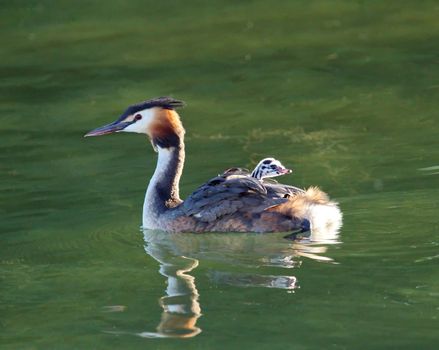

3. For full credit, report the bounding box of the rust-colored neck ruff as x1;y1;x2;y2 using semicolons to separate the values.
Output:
149;109;185;149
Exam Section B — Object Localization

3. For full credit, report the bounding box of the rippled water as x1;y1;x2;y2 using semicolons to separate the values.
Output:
2;1;439;349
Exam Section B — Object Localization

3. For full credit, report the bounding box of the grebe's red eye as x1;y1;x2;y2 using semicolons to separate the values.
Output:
134;114;142;121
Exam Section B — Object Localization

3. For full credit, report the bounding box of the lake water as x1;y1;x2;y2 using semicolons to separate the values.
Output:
1;1;438;349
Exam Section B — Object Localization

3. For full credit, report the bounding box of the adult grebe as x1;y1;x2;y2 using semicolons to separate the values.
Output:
85;97;342;233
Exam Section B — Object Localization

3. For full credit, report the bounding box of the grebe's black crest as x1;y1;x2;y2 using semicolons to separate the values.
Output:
120;97;185;119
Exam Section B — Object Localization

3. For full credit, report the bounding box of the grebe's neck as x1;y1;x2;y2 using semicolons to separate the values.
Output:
143;139;185;229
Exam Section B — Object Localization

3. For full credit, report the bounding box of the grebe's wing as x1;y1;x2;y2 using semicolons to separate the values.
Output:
221;167;250;176
264;182;305;198
182;172;284;223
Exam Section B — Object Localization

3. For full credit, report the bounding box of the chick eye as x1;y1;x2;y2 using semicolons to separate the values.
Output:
134;114;142;121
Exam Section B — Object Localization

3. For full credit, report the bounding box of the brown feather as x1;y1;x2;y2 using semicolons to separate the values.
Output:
265;186;333;219
149;108;185;148
150;109;185;138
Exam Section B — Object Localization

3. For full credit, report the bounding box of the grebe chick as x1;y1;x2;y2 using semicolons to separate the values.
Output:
85;97;342;234
222;158;291;181
251;158;292;180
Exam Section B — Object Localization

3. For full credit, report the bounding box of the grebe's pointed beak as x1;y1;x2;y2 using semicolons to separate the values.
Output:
84;120;132;137
277;166;292;175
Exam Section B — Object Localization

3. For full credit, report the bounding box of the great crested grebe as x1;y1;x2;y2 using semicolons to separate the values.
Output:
224;157;305;196
251;158;292;180
222;157;291;182
85;97;342;234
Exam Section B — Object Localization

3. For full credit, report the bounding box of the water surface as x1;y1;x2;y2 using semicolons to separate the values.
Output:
1;1;438;349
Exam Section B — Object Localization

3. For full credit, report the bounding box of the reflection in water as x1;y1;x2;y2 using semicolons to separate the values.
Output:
140;225;341;338
209;271;298;290
155;257;201;338
139;233;202;338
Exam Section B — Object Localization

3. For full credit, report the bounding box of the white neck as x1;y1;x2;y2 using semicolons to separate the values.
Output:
142;144;185;229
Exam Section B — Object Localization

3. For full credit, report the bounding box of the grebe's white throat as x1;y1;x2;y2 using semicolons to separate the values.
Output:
143;144;185;229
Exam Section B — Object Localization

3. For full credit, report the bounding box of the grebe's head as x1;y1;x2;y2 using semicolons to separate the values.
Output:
85;97;185;149
251;158;292;180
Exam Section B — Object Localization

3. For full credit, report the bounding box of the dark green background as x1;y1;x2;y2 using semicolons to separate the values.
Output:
1;1;438;349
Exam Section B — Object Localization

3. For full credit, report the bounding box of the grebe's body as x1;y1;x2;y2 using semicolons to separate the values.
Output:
86;97;342;234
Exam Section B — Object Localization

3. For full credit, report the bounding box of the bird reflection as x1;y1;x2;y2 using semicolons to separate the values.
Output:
140;227;340;338
138;232;202;338
153;256;201;338
209;271;298;290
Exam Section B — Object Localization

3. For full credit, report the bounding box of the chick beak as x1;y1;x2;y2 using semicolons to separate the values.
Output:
84;121;132;137
277;166;292;175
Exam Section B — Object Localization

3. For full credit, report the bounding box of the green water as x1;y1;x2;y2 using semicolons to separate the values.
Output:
2;1;439;349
